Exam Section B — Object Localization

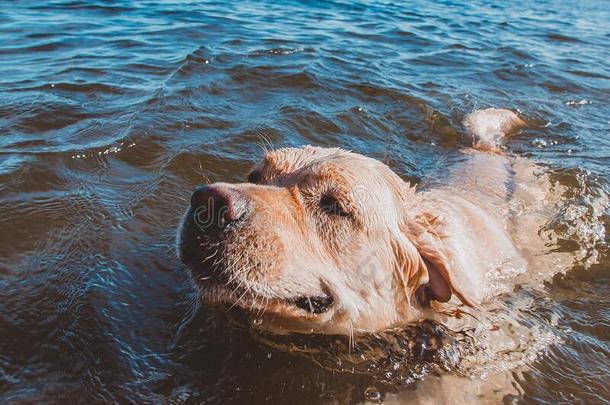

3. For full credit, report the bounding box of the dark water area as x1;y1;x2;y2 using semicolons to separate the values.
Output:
0;0;608;404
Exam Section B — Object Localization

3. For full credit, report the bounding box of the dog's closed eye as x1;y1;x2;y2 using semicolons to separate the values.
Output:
320;194;350;217
292;295;334;314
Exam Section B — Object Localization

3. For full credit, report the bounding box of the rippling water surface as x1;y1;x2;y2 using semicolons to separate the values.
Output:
1;1;608;404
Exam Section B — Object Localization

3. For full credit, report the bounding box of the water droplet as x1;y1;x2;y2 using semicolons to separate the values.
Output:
364;386;382;403
565;99;591;106
532;138;547;148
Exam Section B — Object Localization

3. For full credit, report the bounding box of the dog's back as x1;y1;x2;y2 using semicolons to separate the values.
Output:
414;109;573;306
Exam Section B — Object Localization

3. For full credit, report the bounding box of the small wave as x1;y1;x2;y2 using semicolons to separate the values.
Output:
248;47;307;57
29;82;129;95
228;65;317;89
0;40;72;55
546;33;582;43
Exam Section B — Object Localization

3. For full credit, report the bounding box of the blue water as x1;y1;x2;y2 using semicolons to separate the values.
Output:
0;1;608;403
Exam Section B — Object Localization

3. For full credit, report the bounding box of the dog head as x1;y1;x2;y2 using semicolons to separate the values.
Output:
179;146;469;334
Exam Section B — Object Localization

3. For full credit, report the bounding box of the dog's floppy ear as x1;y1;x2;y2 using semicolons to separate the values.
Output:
403;214;476;307
390;234;430;309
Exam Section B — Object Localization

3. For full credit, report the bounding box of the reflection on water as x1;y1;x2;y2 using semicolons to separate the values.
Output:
0;0;608;403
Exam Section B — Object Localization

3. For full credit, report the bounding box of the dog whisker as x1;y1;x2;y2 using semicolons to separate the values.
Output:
200;249;218;264
161;192;187;202
198;160;211;184
229;283;252;310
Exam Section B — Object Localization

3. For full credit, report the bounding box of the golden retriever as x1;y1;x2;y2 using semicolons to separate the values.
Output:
178;108;548;335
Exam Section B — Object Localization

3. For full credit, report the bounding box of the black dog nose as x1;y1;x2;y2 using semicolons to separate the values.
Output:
190;184;249;229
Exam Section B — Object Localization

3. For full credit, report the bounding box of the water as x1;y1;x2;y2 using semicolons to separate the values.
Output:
0;0;608;403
